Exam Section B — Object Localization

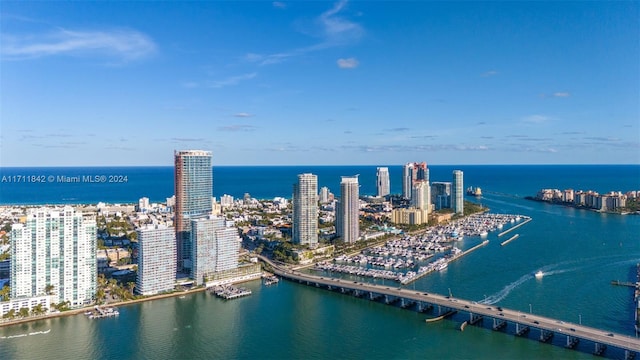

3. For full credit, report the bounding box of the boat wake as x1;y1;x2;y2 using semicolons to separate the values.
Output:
0;329;50;340
478;254;637;305
480;273;532;305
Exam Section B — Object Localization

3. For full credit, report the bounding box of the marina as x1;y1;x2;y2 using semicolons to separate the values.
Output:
315;213;528;286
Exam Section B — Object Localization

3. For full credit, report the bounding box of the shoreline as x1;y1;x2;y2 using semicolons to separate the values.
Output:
524;197;639;215
0;287;207;329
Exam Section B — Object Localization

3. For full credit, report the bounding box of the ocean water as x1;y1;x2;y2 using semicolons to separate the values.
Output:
0;165;638;205
0;165;639;359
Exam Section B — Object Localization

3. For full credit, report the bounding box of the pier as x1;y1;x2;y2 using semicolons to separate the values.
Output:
500;234;520;246
263;274;280;286
259;255;640;359
498;218;532;237
210;285;252;300
85;306;119;319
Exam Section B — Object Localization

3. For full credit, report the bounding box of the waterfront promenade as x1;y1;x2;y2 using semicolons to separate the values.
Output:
260;255;640;358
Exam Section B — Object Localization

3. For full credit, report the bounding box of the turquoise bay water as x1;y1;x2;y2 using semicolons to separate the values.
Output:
0;165;638;359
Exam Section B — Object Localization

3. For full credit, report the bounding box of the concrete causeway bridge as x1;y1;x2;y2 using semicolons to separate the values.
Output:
259;256;640;359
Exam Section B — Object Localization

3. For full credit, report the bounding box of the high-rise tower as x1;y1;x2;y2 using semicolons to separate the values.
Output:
452;170;464;214
336;175;360;243
376;167;390;197
292;173;319;247
411;180;431;212
174;150;213;272
402;163;413;199
11;207;96;307
136;225;177;295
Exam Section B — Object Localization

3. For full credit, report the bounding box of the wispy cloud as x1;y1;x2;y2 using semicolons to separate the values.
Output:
171;137;205;142
481;70;498;77
337;57;359;69
1;28;156;62
207;73;257;88
337;144;490;153
218;124;257;132
386;127;410;132
553;92;570;97
246;0;363;66
272;1;287;9
233;112;254;118
522;115;550;124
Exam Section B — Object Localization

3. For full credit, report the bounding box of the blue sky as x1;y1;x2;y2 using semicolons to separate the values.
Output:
1;1;638;166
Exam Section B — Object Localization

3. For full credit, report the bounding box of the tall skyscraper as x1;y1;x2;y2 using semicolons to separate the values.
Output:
452;170;464;214
376;167;390;197
415;162;428;182
292;173;318;247
402;162;428;199
174;150;213;272
431;182;452;210
402;163;413;199
411;180;430;212
10;207;96;307
136;225;177;295
190;216;240;285
319;186;331;204
336;175;360;243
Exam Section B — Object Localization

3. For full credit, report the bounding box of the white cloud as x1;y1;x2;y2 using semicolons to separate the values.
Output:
272;1;287;9
1;28;156;61
233;112;254;118
337;57;359;69
246;0;363;66
553;92;570;97
207;73;257;88
522;114;550;124
218;124;257;132
481;70;498;77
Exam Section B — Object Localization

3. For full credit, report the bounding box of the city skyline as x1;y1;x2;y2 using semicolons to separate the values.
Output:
1;1;639;167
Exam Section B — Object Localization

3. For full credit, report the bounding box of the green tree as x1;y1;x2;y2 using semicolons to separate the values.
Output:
18;307;30;318
31;304;46;316
45;284;55;295
3;309;16;319
0;285;10;301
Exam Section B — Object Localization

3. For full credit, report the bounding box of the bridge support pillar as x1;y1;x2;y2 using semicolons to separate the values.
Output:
539;329;553;343
565;335;579;349
593;343;606;356
492;318;506;331
515;323;529;336
624;349;636;360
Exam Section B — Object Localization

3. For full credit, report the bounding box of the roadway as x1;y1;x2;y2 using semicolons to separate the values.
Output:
259;255;640;352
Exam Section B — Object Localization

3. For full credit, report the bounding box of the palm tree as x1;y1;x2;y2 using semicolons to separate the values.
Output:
3;309;16;319
18;307;30;318
45;284;55;295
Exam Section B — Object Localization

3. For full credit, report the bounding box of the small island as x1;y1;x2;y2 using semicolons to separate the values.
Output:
526;188;640;214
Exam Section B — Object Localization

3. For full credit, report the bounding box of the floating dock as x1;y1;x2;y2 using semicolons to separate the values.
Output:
211;285;252;300
500;234;520;246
